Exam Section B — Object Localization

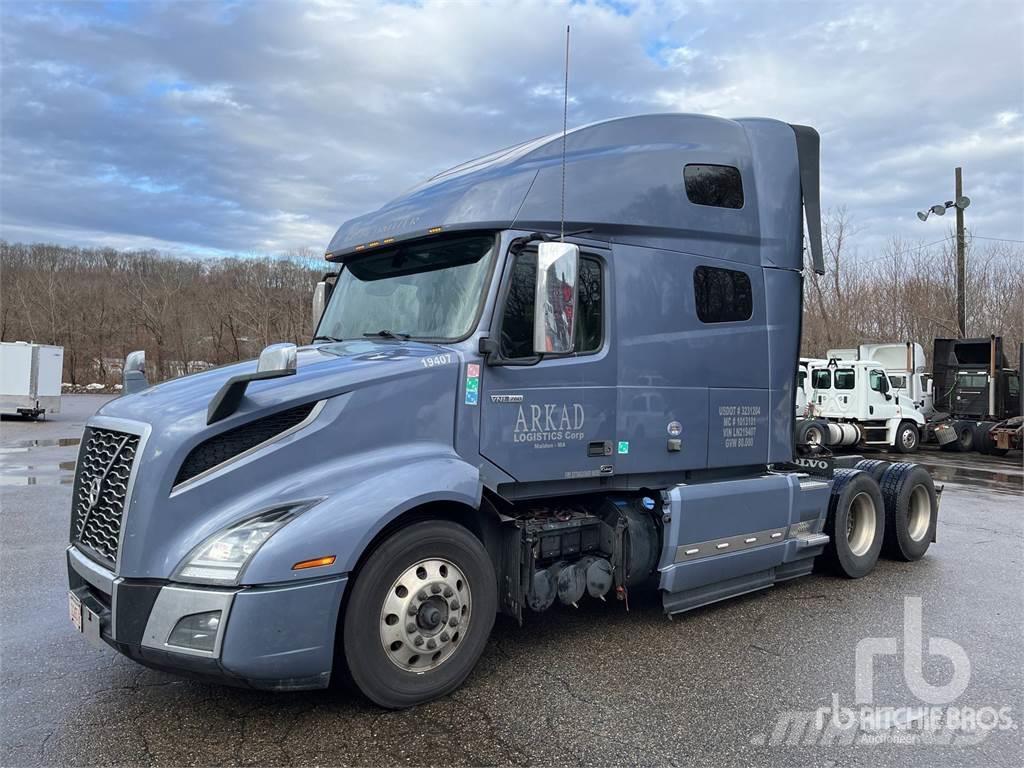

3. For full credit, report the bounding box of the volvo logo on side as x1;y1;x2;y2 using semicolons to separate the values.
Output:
490;394;524;403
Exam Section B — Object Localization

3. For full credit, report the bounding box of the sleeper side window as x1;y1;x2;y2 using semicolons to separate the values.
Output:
835;369;856;390
812;369;831;389
683;164;744;209
694;266;753;323
499;253;603;359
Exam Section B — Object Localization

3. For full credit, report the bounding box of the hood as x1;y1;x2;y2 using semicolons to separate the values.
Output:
89;339;464;579
98;339;448;433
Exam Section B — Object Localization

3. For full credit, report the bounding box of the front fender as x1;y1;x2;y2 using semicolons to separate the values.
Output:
241;454;483;585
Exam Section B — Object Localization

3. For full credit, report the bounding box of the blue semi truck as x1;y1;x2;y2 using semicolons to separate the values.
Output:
67;114;939;708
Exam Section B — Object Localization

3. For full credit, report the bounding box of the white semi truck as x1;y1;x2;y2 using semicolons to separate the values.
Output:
827;343;934;418
796;357;927;453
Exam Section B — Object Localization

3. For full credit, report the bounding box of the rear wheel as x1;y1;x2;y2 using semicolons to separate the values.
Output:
855;459;890;483
879;463;937;561
894;421;919;454
342;520;496;709
820;469;885;579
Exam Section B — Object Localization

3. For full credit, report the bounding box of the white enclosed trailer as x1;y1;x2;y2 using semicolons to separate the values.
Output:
0;342;63;418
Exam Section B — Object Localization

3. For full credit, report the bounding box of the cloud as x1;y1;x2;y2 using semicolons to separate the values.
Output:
1;0;1022;257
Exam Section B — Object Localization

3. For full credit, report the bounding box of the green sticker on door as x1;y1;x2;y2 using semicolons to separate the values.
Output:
617;441;630;455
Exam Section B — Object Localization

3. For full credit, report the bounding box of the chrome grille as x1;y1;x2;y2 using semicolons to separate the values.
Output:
70;427;140;566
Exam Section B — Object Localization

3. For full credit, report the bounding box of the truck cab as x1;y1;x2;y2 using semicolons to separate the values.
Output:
66;114;939;708
803;358;926;452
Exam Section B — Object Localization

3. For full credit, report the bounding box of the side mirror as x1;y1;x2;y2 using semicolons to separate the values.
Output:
122;350;149;395
257;343;297;374
533;242;579;356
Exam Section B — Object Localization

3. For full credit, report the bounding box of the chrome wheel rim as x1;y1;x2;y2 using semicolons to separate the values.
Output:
901;427;916;449
846;491;877;557
907;484;931;542
379;558;471;672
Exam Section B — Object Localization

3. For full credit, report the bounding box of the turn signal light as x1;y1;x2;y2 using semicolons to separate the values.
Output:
292;555;336;571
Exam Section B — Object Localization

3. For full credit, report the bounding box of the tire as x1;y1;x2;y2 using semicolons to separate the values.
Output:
990;447;1009;457
795;419;826;450
940;423;974;453
894;421;919;454
805;420;828;449
879;463;937;561
820;469;885;579
957;424;975;452
975;423;998;455
855;459;890;483
342;520;497;709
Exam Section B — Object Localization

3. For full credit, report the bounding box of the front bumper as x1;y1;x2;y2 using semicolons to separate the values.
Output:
66;546;347;691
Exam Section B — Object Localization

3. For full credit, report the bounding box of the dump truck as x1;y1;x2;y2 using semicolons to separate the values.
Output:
66;114;939;709
931;336;1022;453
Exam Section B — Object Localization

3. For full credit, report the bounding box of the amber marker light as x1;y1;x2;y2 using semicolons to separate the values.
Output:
292;555;337;571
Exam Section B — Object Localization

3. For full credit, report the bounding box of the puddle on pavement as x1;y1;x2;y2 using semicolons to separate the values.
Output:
0;438;78;487
0;437;82;453
916;461;1023;495
0;475;74;486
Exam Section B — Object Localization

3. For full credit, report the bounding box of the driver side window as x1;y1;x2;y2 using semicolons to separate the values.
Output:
869;369;888;393
499;253;603;359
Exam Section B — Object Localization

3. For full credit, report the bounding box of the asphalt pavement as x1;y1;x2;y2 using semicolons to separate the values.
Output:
1;395;1021;767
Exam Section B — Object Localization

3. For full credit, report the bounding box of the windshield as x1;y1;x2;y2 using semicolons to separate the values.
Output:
956;372;988;389
317;235;496;341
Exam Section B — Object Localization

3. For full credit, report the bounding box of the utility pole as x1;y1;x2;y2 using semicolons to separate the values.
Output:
954;167;966;338
916;171;970;336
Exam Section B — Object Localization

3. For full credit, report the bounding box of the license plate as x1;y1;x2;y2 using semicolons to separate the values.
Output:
69;592;83;632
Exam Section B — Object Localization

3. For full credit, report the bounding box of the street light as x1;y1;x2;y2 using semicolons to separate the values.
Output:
916;167;970;338
915;196;970;222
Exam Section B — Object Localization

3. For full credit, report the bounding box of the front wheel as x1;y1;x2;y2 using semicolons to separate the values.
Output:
342;520;496;709
894;421;919;454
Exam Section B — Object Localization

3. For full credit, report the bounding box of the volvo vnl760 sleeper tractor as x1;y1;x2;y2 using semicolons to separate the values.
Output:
66;114;939;708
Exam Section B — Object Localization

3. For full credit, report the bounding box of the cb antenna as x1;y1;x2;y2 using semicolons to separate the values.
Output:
560;24;570;242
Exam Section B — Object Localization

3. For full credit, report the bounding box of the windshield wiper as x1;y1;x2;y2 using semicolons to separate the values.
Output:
363;330;410;340
313;335;344;343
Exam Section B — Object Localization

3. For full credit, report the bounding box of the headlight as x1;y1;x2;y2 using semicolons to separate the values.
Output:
174;501;318;585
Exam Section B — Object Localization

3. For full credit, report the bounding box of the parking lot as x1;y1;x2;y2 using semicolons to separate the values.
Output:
1;395;1021;767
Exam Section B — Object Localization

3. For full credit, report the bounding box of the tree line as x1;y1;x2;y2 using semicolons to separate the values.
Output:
1;242;325;384
1;219;1021;385
801;209;1023;367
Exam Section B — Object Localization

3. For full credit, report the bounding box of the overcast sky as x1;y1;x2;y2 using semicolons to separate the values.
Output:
1;0;1022;259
